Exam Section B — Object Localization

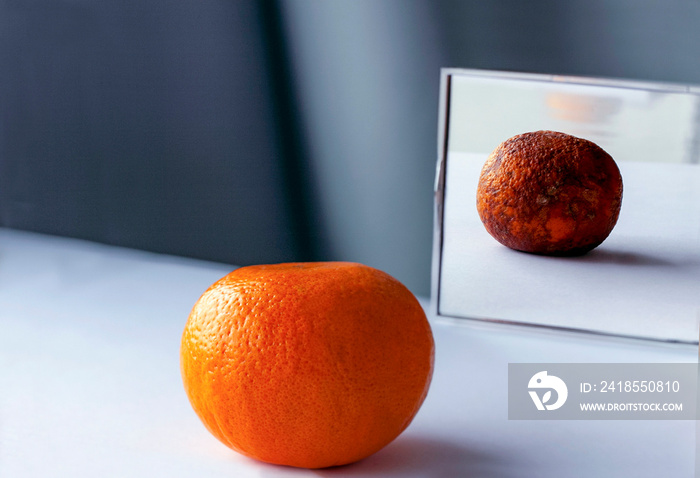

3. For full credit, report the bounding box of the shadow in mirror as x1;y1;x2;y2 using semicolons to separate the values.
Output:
560;247;679;268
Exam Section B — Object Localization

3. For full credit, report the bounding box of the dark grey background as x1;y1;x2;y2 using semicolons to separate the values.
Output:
2;0;700;295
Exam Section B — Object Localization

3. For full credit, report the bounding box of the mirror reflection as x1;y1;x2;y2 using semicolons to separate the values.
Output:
437;70;700;343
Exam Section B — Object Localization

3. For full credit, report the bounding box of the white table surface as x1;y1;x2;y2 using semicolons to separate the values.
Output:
0;228;697;477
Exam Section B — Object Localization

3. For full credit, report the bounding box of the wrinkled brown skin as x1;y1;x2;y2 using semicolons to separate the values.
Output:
476;131;623;256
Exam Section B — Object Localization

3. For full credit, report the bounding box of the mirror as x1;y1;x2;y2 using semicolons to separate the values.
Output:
432;69;700;343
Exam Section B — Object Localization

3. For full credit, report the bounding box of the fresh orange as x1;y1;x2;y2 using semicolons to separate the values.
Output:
180;262;434;469
476;130;623;255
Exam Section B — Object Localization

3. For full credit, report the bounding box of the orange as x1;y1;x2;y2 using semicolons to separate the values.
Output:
476;130;623;255
180;262;434;469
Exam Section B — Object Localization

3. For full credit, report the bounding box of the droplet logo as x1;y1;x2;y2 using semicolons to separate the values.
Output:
528;371;568;411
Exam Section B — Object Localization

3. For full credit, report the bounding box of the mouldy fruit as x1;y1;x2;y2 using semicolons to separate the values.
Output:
476;130;623;255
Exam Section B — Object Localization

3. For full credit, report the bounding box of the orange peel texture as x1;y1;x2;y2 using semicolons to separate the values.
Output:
180;262;435;469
